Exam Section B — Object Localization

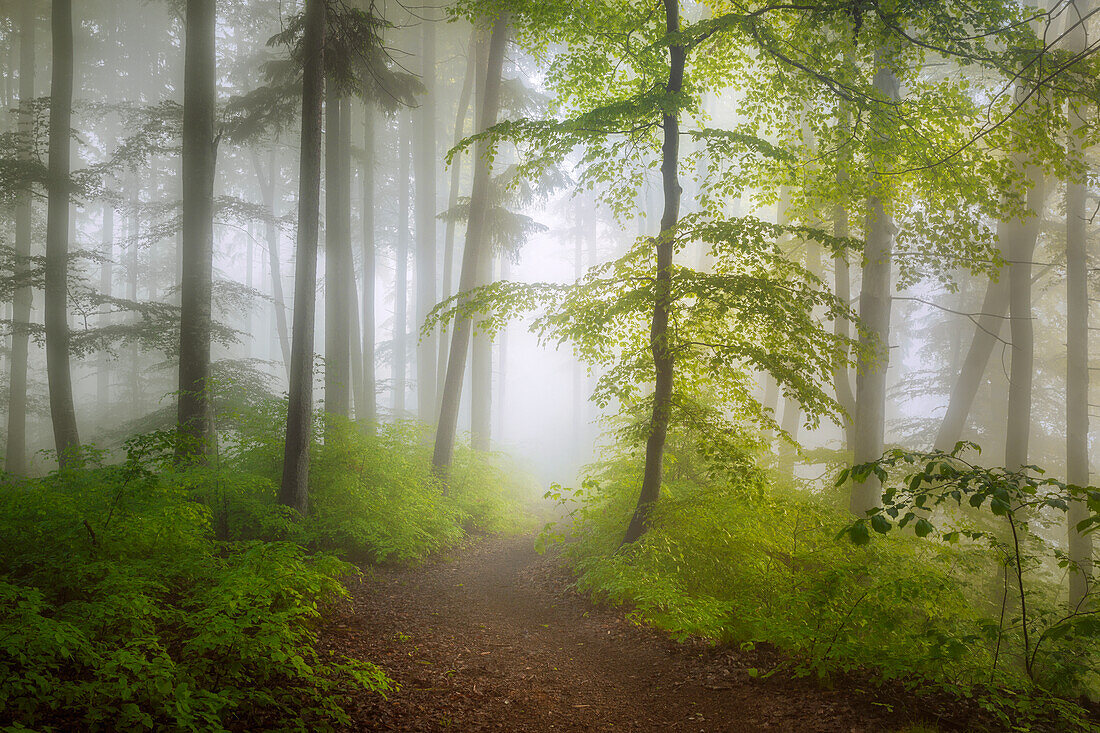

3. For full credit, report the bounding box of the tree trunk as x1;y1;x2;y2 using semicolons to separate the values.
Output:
497;256;509;441
1066;0;1092;608
1003;166;1046;474
279;0;325;515
97;203;113;411
251;149;292;376
438;28;478;402
850;48;899;516
832;107;855;448
933;264;1011;451
432;12;510;479
394;114;410;416
361;105;377;425
622;0;683;545
415;11;439;422
6;0;34;474
177;0;218;461
324;89;351;417
44;0;80;467
471;249;493;450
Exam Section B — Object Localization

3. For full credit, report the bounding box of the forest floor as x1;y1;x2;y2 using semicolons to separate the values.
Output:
320;534;985;732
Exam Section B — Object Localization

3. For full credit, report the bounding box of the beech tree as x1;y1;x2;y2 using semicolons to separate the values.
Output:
44;0;79;466
177;0;218;461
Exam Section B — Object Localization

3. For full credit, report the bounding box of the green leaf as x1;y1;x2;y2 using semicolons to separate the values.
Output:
870;514;892;535
914;518;934;538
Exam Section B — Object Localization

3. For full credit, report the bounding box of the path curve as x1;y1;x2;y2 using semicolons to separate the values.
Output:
324;535;940;732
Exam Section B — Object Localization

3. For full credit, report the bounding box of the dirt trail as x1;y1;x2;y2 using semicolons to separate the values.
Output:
323;535;940;732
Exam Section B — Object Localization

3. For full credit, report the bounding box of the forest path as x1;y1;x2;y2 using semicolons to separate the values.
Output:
323;534;922;732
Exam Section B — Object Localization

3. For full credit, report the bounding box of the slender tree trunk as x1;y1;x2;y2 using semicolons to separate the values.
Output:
622;0;683;545
394;115;410;416
933;264;1011;451
251;150;292;375
1003;165;1046;474
279;0;325;515
6;0;34;474
438;30;478;402
415;10;439;422
573;213;584;465
832;107;855;448
361;105;377;425
97;203;113;411
177;0;218;461
471;249;493;450
44;0;80;467
497;256;510;441
850;48;899;516
432;13;510;479
128;186;140;417
1066;0;1093;607
324;89;351;417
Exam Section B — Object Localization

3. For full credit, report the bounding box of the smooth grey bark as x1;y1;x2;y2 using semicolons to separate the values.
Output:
1003;166;1046;475
251;149;292;375
394;115;410;416
850;49;899;517
96;202;113;411
832;108;855;448
44;0;80;467
438;29;478;402
177;0;218;461
1066;0;1092;607
622;0;683;545
432;13;510;478
932;263;1011;452
415;11;439;422
361;105;377;424
324;90;351;417
471;249;492;450
6;0;34;474
279;0;325;515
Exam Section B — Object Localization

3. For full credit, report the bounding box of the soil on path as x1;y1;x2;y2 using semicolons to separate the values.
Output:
322;535;962;732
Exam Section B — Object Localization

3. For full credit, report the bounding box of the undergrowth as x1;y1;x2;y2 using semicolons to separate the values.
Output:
544;425;1099;732
1;403;535;731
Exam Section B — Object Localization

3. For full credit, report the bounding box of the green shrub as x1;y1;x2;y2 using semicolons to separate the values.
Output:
549;427;1097;729
0;438;390;732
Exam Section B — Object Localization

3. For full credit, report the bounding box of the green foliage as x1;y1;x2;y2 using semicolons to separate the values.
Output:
551;428;1096;730
0;408;534;730
0;437;390;732
229;412;538;563
840;443;1100;694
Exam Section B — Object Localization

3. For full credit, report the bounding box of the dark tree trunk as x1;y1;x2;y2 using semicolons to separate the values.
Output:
415;11;438;422
177;0;218;461
361;105;377;425
622;0;684;545
45;0;80;467
394;115;410;416
432;13;510;479
7;0;35;474
279;0;325;515
324;89;351;417
438;28;478;402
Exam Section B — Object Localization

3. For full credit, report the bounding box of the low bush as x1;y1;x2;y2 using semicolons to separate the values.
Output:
0;437;390;732
2;409;536;730
546;426;1098;730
